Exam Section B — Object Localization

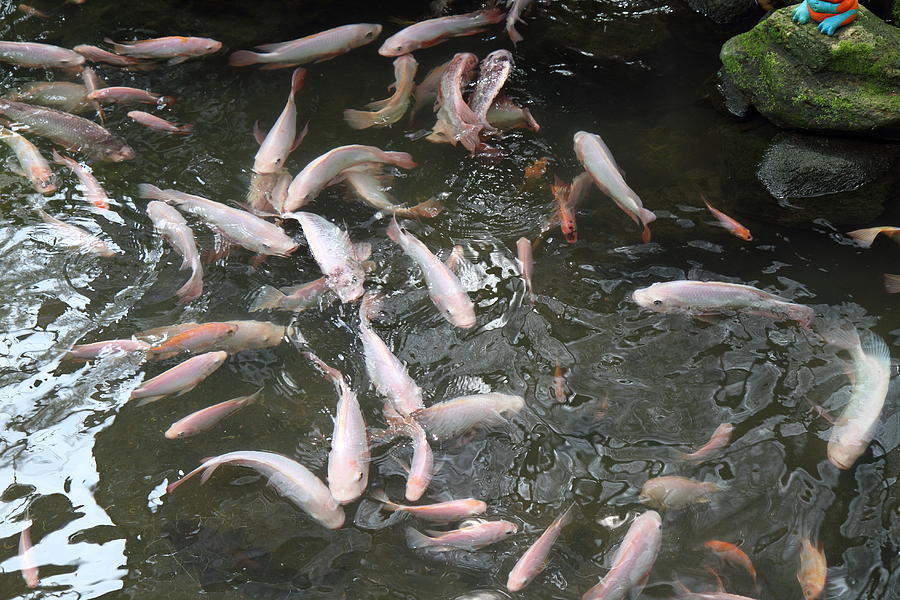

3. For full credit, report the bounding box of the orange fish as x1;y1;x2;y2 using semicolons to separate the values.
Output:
797;539;826;600
553;364;566;401
703;196;752;241
552;179;576;243
19;518;39;589
147;322;238;360
704;540;757;583
846;226;900;248
523;156;550;189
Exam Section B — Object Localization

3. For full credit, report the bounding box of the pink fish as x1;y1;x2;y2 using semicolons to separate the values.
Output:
485;93;540;132
129;351;227;405
105;36;222;64
64;338;150;361
405;420;433;501
639;476;724;509
406;520;518;550
553;364;566;402
254;68;306;173
379;8;505;56
387;217;476;328
18;518;39;589
146;322;237;360
88;86;173;106
507;506;573;592
305;353;369;505
229;24;382;69
283;144;416;211
426;52;482;152
797;538;826;600
165;389;261;438
846;226;900;248
676;423;734;463
582;511;662;600
74;44;153;69
18;4;50;18
344;55;417;129
128;110;192;134
166;450;345;529
148;201;202;301
249;277;329;312
342;169;443;217
0;126;56;195
468;50;514;128
37;209;116;257
517;237;534;300
52;150;110;209
214;320;286;353
411;59;451;118
371;489;487;522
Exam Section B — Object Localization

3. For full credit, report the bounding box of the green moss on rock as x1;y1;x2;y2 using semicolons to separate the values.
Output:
719;5;900;138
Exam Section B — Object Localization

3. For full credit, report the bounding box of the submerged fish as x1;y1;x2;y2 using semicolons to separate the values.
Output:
129;351;227;405
166;450;344;529
825;328;891;470
371;489;487;522
468;50;514;128
379;8;505;56
6;81;92;114
0;125;56;194
138;184;298;257
305;353;369;505
516;237;534;300
411;59;451;118
406;520;518;550
506;0;534;43
506;506;573;592
18;518;39;589
105;36;222;64
215;320;286;353
74;44;152;69
573;131;655;242
845;226;900;248
639;476;724;509
165;389;261;439
797;538;826;600
147;201;203;302
0;41;84;69
405;420;433;501
703;541;757;583
128;110;192;134
254;68;306;173
413;393;524;439
485;94;540;132
0;99;134;161
249;276;329;312
229;24;382;69
675;423;734;463
344;54;418;129
36;209;115;256
387;217;476;328
64;338;150;361
342;169;443;217
703;197;752;241
581;511;662;600
283;144;416;211
632;280;815;326
52;150;110;209
286;211;367;303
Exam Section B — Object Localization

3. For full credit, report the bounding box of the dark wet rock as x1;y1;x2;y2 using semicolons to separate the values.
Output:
719;6;900;139
686;0;761;24
718;128;900;226
715;66;753;117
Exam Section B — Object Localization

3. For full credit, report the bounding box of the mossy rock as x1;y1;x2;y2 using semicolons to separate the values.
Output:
720;5;900;138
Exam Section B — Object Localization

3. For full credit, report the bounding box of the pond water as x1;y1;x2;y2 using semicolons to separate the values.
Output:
0;1;898;599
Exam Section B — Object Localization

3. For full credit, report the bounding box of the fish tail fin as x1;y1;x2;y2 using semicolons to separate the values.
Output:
846;227;883;248
859;331;890;366
704;481;727;494
50;149;69;165
241;388;264;406
640;207;657;225
823;326;862;353
174;123;193;135
136;183;168;201
404;197;443;218
198;463;221;485
175;263;203;303
386;216;403;243
248;285;286;312
383;151;417;169
292;121;309;151
369;488;399;511
290;67;306;95
640;223;652;243
507;25;524;44
404;527;433;549
884;273;900;293
783;303;814;327
343;109;375;130
228;50;261;67
670;448;691;462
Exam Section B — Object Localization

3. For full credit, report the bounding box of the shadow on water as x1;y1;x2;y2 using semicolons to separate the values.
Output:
0;1;898;599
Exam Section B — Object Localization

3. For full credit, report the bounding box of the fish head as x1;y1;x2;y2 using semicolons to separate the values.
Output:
330;468;367;504
363;24;383;42
378;37;410;57
205;40;223;54
436;294;476;329
331;266;365;303
106;143;136;162
827;439;861;470
632;284;671;313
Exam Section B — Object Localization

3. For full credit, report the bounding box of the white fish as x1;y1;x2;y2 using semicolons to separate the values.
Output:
413;393;525;439
573;131;656;242
581;511;662;600
506;0;534;43
305;353;369;505
342;169;442;217
359;292;424;417
166;450;345;529
344;55;418;129
36;209;115;257
370;489;487;522
0;125;56;194
138;184;298;257
427;52;481;152
516;237;534;300
405;420;433;501
229;24;382;68
386;216;476;328
254;67;307;174
379;8;505;56
18;517;39;589
286;211;367;303
826;328;891;470
507;505;573;592
52;150;111;209
406;520;518;550
411;59;451;118
129;351;227;405
146;200;203;303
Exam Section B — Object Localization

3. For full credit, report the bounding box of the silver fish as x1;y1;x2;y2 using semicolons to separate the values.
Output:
582;511;662;600
286;211;367;302
165;389;261;438
283;144;416;211
104;36;222;64
229;24;382;69
0;41;84;69
574;131;655;242
137;184;298;257
387;216;475;328
147;200;203;302
129;351;227;405
0;125;56;194
305;353;369;505
166;450;345;529
507;505;573;592
254;68;306;173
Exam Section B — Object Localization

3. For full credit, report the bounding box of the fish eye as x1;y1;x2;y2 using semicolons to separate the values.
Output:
653;299;662;306
355;472;364;481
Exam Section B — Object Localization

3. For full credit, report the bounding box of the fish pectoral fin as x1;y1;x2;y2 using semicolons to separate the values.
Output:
166;56;189;66
135;394;166;407
175;385;198;397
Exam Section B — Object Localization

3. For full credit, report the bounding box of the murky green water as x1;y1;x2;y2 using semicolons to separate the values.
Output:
1;1;898;599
